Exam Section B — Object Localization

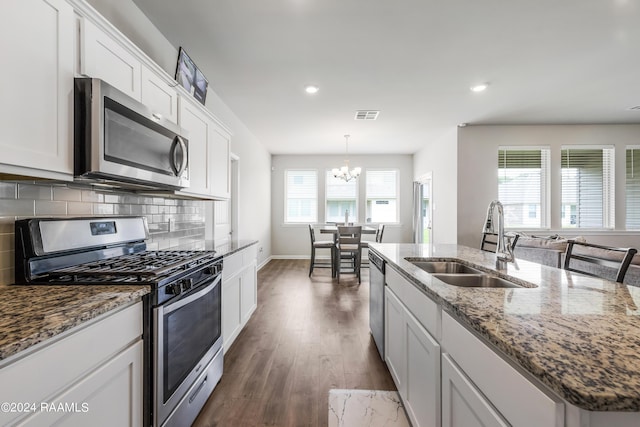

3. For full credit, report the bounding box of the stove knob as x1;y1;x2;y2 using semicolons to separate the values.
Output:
181;278;194;291
166;283;182;295
205;265;218;275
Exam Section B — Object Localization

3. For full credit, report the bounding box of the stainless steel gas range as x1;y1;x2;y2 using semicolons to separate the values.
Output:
14;216;223;427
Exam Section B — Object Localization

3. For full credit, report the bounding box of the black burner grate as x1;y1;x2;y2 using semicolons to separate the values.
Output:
45;251;219;285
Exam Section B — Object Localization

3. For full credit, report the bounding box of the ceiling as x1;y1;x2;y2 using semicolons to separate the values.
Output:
132;0;640;155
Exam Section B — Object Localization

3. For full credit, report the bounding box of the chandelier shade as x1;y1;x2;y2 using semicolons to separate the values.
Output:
332;135;361;182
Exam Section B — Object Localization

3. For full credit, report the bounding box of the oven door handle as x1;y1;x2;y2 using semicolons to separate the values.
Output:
164;274;221;315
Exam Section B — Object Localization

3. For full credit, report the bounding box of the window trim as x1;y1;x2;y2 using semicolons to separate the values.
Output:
365;168;400;224
560;145;615;230
284;169;318;224
324;169;359;223
498;145;551;230
625;145;640;230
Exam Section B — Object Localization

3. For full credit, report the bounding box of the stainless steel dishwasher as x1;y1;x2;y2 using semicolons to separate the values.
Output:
369;250;385;359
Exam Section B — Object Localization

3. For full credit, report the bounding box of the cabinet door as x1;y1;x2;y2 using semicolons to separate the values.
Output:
384;287;406;395
17;340;143;427
141;66;178;123
222;274;242;352
0;0;74;177
442;354;509;427
405;309;440;427
240;263;257;323
210;123;231;200
179;99;212;196
80;18;141;100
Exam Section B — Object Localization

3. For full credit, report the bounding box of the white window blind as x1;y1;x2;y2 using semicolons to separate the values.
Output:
325;171;357;223
366;170;398;223
498;147;550;228
626;146;640;229
561;147;615;229
285;170;317;223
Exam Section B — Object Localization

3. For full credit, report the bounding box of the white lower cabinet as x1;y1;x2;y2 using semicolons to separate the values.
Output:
0;302;143;427
222;245;258;352
441;354;508;427
384;286;440;427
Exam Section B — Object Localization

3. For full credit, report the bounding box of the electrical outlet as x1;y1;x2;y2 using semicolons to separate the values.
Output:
259;247;263;253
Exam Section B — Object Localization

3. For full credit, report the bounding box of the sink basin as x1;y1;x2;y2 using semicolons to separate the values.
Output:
410;261;483;275
432;274;522;288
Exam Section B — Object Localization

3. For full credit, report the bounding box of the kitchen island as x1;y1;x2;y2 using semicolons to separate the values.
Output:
369;243;640;427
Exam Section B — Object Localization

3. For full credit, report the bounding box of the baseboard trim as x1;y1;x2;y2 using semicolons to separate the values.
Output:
257;256;273;270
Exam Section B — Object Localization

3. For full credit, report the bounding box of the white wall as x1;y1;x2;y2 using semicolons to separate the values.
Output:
271;154;414;257
457;124;640;248
413;128;458;244
86;0;272;265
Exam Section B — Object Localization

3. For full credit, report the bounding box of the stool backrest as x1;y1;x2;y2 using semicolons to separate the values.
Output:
337;226;362;246
308;224;316;244
564;241;637;283
376;224;385;243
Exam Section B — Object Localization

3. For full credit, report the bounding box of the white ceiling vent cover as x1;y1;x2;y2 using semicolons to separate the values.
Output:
355;110;380;120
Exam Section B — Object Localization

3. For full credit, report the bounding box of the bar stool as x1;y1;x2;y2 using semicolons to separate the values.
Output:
308;225;335;277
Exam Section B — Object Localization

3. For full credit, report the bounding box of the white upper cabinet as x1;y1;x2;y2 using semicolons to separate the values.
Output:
0;0;74;179
141;66;178;123
80;18;142;100
210;121;231;200
178;96;231;200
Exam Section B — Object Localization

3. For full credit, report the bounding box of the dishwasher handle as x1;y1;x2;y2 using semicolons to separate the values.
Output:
368;251;385;273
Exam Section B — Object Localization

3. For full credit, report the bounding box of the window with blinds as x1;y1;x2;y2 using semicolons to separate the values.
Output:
285;170;317;223
561;147;615;229
498;147;550;228
627;146;640;229
325;171;357;223
366;170;398;223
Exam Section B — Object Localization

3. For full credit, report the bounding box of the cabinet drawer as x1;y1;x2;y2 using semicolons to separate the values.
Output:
223;252;243;279
442;312;564;427
243;245;257;264
386;266;439;339
0;302;142;426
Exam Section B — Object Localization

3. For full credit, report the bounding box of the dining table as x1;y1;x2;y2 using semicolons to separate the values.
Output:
319;225;377;235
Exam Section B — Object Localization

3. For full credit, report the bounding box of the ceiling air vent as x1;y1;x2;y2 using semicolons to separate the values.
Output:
355;110;380;120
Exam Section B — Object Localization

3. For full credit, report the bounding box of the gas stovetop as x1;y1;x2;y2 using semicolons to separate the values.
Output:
44;250;220;286
14;217;221;289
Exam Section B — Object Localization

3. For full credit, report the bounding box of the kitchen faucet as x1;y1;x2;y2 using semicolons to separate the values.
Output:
483;200;514;269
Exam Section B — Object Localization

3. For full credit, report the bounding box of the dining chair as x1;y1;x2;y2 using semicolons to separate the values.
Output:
375;224;385;243
335;225;362;283
308;224;335;277
563;240;637;283
480;232;519;253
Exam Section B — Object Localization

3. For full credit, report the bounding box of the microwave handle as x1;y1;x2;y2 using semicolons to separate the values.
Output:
171;136;188;176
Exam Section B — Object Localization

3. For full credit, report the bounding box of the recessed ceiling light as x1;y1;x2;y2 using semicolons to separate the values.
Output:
470;83;489;93
304;85;319;94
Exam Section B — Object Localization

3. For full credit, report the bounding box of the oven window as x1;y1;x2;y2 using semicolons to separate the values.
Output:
163;281;221;402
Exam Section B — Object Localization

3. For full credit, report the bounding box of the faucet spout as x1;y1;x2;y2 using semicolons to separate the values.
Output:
483;200;514;269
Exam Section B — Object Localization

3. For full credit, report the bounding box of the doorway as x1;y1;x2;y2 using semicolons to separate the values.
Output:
413;173;433;244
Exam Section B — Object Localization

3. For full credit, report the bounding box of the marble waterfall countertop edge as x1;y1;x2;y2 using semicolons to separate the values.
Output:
0;285;150;362
368;243;640;412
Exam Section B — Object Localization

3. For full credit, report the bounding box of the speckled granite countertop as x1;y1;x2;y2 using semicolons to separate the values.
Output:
0;285;150;362
369;243;640;412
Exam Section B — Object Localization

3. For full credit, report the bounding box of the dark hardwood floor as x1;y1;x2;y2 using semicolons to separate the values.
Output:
193;259;395;427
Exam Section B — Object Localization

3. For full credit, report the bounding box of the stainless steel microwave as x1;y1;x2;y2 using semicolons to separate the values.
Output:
74;78;189;190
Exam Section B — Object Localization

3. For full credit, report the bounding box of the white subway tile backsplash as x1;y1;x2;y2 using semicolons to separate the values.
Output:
0;200;34;216
81;190;103;203
67;202;93;215
18;184;52;200
0;181;205;285
35;200;67;215
93;204;114;215
53;187;82;202
0;183;17;199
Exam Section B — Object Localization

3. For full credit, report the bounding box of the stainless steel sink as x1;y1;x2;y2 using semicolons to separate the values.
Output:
409;261;483;275
431;274;522;288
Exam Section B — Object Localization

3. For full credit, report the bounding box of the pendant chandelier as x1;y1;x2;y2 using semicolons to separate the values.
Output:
332;135;361;182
